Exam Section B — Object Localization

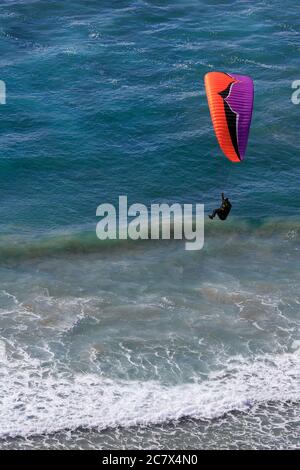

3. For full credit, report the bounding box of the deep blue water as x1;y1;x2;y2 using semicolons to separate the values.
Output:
0;0;299;234
0;0;299;450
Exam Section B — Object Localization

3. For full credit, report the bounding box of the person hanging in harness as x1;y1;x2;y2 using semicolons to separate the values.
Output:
209;193;232;220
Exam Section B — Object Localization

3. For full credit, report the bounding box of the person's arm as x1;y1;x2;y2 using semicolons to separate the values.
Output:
221;193;225;201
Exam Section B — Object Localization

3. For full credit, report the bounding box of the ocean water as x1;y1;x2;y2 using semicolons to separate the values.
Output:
0;0;299;450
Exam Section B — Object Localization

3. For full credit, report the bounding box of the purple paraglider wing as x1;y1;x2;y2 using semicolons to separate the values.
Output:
226;73;254;160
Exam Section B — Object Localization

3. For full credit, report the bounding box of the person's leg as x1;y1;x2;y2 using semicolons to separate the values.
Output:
209;208;219;219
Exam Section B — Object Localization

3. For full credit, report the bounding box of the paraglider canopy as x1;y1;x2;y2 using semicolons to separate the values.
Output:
204;72;254;162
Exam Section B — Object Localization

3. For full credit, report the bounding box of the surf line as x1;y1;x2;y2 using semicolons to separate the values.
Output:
96;196;204;251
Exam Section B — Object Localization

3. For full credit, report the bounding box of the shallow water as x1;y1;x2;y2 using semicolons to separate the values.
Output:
0;220;299;449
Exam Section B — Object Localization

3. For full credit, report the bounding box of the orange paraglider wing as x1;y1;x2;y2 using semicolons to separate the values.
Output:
204;71;254;162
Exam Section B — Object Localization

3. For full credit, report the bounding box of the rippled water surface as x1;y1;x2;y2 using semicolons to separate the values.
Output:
0;0;299;449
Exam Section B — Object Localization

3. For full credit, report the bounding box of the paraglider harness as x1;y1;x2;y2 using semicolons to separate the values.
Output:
219;194;232;219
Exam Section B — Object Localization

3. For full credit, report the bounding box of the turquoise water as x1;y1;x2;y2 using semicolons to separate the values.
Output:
0;0;299;449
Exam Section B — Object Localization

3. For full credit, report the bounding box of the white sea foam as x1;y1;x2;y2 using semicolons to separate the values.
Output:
0;344;299;439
